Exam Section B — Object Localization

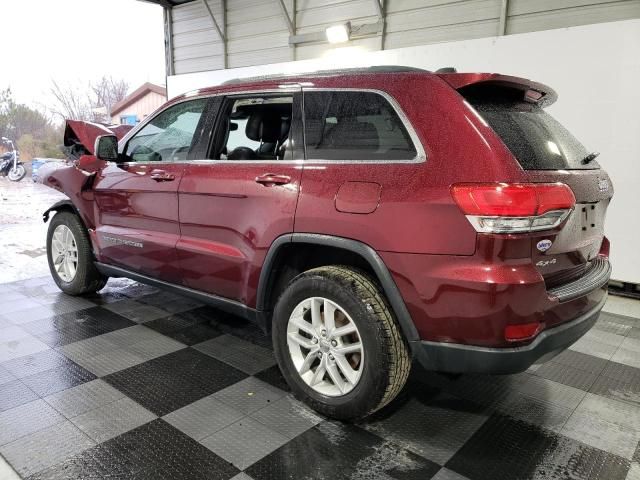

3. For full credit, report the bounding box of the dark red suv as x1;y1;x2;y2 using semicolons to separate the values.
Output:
42;66;612;420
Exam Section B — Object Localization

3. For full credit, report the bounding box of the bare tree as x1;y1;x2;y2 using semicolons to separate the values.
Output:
50;80;94;122
91;76;129;122
49;76;129;123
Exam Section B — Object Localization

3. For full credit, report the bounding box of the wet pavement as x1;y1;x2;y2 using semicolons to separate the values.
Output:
0;179;66;283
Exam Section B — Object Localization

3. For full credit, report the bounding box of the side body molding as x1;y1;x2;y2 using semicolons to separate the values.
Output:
257;233;420;350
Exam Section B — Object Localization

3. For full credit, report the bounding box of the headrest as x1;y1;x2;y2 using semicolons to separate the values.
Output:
324;119;379;150
246;110;282;143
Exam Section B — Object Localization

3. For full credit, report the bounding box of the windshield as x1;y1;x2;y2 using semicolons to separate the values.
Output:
471;101;598;170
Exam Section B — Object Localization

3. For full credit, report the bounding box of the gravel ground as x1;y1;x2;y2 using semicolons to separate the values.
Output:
0;178;67;283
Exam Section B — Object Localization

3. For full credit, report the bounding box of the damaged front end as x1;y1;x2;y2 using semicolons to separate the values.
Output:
40;120;132;229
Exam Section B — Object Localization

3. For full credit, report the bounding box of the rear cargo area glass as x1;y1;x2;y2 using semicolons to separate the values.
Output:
471;101;598;170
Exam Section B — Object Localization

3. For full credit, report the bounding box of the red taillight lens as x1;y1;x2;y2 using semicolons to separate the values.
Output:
451;183;575;233
451;183;575;216
505;322;541;342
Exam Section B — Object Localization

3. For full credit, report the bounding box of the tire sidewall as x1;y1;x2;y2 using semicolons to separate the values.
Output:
47;212;93;294
273;271;390;419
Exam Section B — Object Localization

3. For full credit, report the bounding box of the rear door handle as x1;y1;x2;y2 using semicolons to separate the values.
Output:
150;171;175;182
255;173;291;186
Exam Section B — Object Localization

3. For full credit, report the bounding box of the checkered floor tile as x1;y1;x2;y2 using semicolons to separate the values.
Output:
0;275;639;479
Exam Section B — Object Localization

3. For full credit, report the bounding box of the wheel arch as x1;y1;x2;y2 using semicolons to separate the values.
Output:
257;233;420;349
43;199;82;223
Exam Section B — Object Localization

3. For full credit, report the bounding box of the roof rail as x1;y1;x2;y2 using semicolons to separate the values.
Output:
221;65;430;86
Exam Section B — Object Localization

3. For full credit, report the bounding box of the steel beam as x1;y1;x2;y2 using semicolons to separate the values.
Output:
276;0;295;36
200;0;225;42
499;0;509;35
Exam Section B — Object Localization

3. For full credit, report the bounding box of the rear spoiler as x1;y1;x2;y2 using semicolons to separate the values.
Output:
437;72;558;107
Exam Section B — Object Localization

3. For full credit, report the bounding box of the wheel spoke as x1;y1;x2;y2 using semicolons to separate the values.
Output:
310;356;326;386
288;332;315;350
326;360;346;393
310;298;323;330
299;348;319;375
291;314;315;337
323;299;336;333
333;342;362;355
332;323;357;338
334;353;359;385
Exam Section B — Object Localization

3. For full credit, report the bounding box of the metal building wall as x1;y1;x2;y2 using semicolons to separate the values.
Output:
171;0;640;75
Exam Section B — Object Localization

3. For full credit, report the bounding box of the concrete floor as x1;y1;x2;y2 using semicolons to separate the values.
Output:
1;179;639;479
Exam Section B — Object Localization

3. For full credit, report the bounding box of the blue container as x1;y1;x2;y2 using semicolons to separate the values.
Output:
31;158;45;182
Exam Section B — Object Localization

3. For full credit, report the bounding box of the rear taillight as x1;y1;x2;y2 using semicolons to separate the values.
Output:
451;183;575;233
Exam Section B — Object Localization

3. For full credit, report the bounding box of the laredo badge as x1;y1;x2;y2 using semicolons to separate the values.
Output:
536;239;552;252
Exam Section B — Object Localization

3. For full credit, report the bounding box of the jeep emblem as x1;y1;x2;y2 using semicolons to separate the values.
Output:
536;239;552;252
598;178;608;192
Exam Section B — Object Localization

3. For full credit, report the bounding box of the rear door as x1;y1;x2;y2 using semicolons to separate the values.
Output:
177;88;303;305
468;96;613;284
93;98;209;282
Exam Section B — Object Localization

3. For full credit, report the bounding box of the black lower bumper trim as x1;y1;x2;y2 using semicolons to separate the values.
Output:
415;294;606;374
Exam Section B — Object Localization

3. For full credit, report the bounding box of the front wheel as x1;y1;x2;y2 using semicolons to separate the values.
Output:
8;164;26;181
46;211;108;295
272;266;411;421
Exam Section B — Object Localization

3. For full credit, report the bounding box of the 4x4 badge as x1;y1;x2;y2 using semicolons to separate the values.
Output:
536;239;552;252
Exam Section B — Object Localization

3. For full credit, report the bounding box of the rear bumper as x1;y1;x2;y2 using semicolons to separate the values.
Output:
415;293;606;374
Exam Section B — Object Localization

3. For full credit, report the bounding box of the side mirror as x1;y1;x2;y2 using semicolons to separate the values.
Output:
94;135;119;162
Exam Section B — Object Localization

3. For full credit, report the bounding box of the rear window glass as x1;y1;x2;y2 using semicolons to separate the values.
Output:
303;91;417;161
471;101;598;170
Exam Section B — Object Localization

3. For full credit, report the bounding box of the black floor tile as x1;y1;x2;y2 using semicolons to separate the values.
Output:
104;348;247;416
446;413;630;480
0;379;38;412
254;364;290;392
27;419;239;480
144;308;225;345
20;361;96;397
247;420;440;480
550;350;609;376
590;361;640;406
534;361;599;391
28;307;135;347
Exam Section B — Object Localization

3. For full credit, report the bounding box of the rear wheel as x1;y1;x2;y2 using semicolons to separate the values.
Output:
8;164;26;181
46;211;107;295
272;266;411;420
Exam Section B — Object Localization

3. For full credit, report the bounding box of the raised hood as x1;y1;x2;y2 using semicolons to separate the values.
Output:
63;120;133;158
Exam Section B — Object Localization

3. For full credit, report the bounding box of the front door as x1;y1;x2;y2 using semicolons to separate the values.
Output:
93;98;210;282
177;89;303;306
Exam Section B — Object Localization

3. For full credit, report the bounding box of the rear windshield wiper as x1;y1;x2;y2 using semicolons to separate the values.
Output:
582;152;600;164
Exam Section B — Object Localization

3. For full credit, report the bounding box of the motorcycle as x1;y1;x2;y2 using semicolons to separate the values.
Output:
0;137;26;181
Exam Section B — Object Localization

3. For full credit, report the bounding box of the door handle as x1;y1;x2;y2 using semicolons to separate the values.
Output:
255;173;291;186
150;171;175;182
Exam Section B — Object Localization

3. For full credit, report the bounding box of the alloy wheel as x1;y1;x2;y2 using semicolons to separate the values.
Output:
51;224;79;282
8;165;25;181
286;296;364;397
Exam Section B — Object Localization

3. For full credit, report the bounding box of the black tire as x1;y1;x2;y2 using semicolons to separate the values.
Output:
8;164;26;182
46;211;108;295
272;265;411;421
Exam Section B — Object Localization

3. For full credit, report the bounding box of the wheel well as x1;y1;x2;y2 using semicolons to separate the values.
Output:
262;243;380;314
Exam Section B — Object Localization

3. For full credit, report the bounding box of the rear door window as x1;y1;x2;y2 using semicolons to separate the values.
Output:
470;100;598;170
303;91;417;161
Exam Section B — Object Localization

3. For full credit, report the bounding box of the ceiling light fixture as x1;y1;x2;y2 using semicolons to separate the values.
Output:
326;23;351;44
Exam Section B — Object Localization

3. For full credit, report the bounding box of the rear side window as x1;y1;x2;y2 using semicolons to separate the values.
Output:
471;100;597;170
303;91;417;161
